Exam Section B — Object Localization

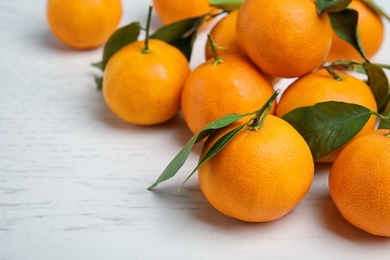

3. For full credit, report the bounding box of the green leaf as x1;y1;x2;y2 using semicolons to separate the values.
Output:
328;9;369;62
97;22;141;71
353;63;390;74
361;0;390;22
362;63;390;113
209;0;243;12
379;100;390;129
95;76;103;90
147;113;249;190
151;16;205;60
91;61;104;71
282;101;373;160
376;63;390;71
178;122;247;191
317;0;352;13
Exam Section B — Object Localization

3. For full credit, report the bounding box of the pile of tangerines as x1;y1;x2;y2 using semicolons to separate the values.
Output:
46;0;390;237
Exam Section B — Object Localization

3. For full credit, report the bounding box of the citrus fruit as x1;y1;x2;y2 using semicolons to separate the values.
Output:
181;54;275;135
103;39;190;125
236;0;333;78
46;0;122;49
326;0;384;61
276;68;378;162
204;10;245;60
198;115;314;222
153;0;218;28
329;129;390;237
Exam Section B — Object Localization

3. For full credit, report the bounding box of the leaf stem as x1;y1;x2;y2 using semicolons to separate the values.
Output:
322;60;366;80
249;89;280;130
207;34;225;66
323;62;344;81
142;5;153;54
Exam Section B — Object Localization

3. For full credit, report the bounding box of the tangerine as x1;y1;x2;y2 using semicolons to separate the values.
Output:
236;0;333;78
204;10;245;60
329;129;390;237
103;39;190;125
153;0;218;28
198;115;314;222
46;0;122;49
181;54;275;135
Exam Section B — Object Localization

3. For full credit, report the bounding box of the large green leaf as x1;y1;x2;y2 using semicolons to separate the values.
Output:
92;22;141;71
362;63;390;113
151;16;205;60
282;101;373;160
147;113;248;190
317;0;352;13
328;9;369;62
209;0;243;12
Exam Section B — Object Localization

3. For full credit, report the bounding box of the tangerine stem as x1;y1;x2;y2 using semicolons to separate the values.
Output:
142;5;153;54
207;34;224;66
323;62;344;81
249;89;280;130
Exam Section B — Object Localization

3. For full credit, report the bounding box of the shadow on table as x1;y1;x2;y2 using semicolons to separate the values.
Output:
150;179;292;235
37;27;81;53
319;193;390;243
152;164;390;243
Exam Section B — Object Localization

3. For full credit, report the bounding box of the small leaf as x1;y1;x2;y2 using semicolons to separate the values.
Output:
317;0;352;13
328;9;369;62
97;22;141;70
363;63;390;113
282;101;373;160
147;113;249;190
94;76;103;90
91;61;104;71
178;122;247;190
379;99;390;129
209;0;243;12
377;63;390;71
151;16;205;60
353;63;390;74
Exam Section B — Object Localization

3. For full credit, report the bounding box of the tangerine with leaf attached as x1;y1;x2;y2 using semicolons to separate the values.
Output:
276;68;378;162
326;0;385;61
198;114;314;222
103;38;190;125
181;54;275;135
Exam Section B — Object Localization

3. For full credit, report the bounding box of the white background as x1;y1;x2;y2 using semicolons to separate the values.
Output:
1;0;390;259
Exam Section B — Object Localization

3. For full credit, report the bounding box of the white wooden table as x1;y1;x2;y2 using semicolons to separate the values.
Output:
1;1;390;259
